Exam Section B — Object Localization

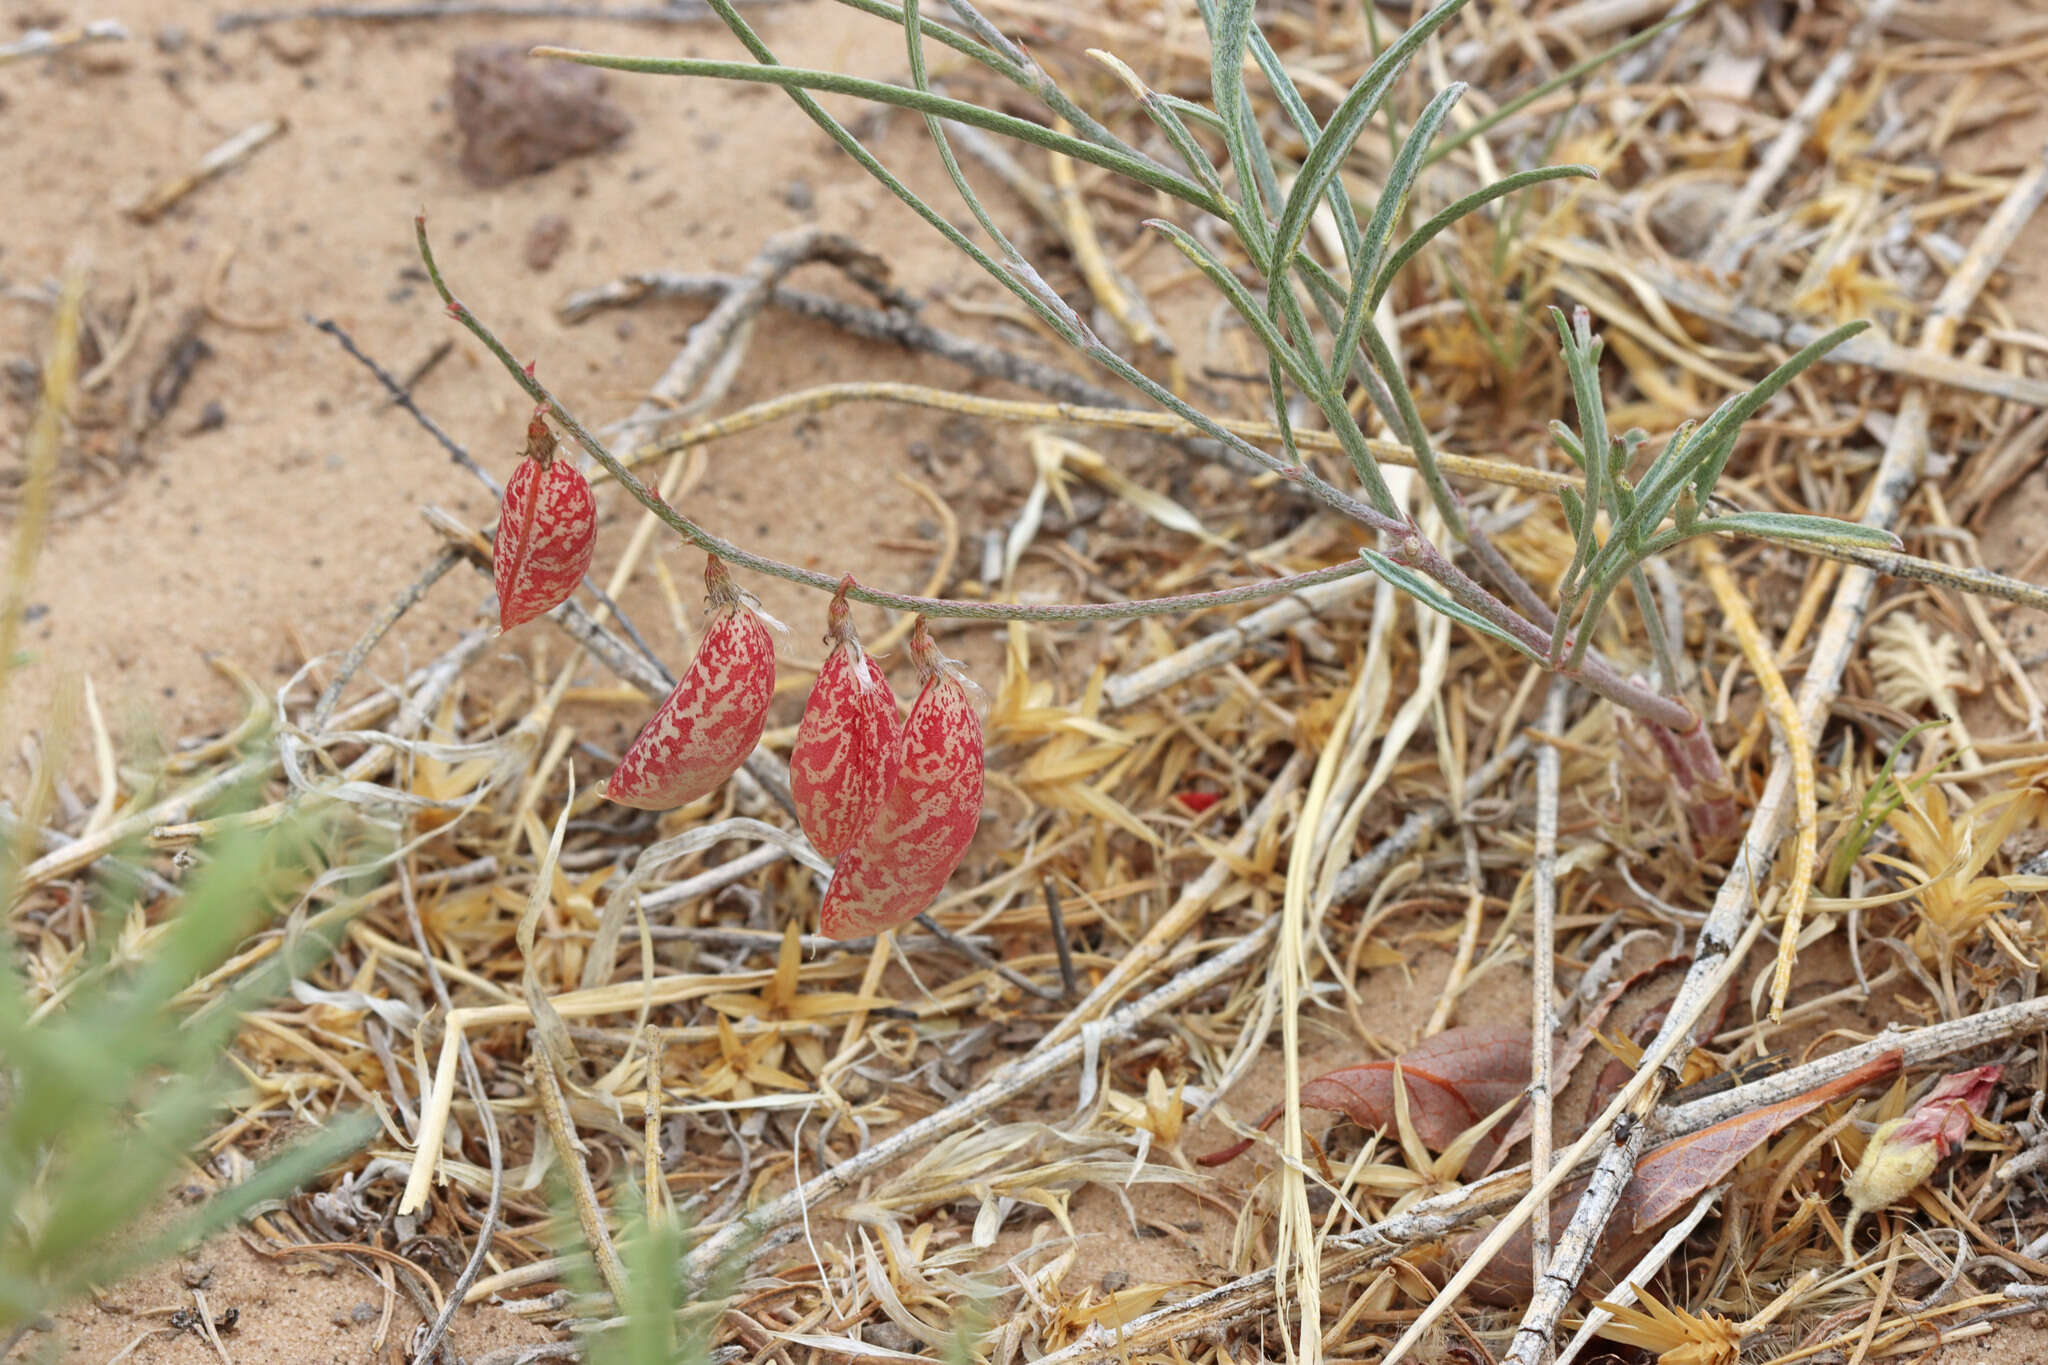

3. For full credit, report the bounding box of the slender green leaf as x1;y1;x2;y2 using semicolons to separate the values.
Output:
1144;219;1315;389
1207;0;1363;270
1360;549;1545;663
1369;164;1595;316
1645;510;1904;558
842;0;1145;164
1604;321;1868;557
1089;51;1225;199
1269;0;1467;297
1560;486;1586;541
537;49;1218;209
826;0;1017;81
1326;83;1466;383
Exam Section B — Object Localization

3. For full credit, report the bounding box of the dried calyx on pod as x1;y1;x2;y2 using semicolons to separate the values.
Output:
494;404;596;632
1841;1064;2002;1245
790;578;900;860
819;618;984;939
605;555;775;810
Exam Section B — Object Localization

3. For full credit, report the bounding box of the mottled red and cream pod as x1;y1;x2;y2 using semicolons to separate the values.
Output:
605;556;775;810
790;579;901;859
819;618;984;939
494;407;597;632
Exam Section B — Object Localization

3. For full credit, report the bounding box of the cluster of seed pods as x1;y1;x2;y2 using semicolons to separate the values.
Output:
496;469;988;935
812;617;984;939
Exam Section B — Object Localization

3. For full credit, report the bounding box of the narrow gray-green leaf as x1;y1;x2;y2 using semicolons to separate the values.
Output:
535;49;1218;209
1360;548;1546;663
1369;164;1595;315
1271;0;1467;299
1326;83;1466;383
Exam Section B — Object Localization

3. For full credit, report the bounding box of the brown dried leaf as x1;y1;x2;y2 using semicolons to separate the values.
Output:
1462;1050;1903;1304
1199;1024;1531;1166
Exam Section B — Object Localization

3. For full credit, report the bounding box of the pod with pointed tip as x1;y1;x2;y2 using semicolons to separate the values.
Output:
494;408;596;632
605;556;775;810
819;619;983;939
791;580;901;859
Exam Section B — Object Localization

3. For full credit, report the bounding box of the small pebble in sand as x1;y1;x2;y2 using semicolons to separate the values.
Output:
450;44;632;188
524;214;572;272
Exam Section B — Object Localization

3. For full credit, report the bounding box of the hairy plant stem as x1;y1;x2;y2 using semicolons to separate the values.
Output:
1393;532;1700;734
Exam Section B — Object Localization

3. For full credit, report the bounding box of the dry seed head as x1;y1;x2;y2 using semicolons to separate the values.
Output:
604;554;776;810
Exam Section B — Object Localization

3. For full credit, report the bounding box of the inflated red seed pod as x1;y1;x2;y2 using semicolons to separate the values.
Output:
819;618;983;939
494;407;596;632
605;555;775;810
790;579;901;860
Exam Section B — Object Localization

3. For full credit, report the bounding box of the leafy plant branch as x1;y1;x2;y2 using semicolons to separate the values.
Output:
483;0;1907;814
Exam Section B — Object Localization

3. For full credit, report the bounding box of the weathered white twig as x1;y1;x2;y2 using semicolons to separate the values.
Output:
1528;677;1570;1289
1101;572;1376;711
128;118;288;224
1622;255;2048;410
610;227;893;438
0;19;125;63
1555;1189;1724;1365
1665;991;2048;1134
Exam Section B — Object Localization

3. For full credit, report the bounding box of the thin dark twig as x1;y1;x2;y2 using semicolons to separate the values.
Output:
1042;878;1078;1002
388;338;453;409
310;316;489;488
913;911;1062;1000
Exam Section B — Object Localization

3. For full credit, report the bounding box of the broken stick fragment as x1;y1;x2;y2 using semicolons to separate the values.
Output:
127;117;288;224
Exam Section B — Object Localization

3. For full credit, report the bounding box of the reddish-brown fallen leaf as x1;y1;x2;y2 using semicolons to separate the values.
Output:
1461;1049;1904;1304
1199;1024;1533;1167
